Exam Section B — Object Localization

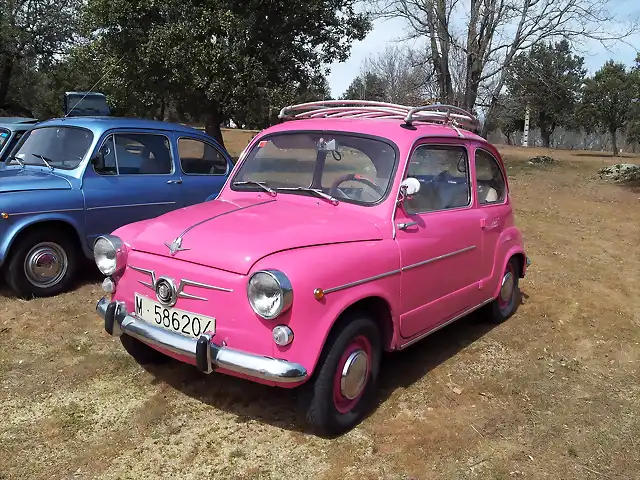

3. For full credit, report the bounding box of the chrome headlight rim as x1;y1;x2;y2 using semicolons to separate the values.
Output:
247;269;293;320
93;235;127;276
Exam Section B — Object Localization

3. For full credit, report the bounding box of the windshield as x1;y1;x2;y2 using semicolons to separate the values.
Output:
0;129;9;150
231;132;397;205
13;126;93;170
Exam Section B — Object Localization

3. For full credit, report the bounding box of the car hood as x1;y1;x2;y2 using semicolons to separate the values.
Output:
126;197;384;275
0;168;72;193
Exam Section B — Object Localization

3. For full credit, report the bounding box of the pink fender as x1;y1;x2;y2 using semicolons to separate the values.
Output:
249;239;401;381
489;226;527;300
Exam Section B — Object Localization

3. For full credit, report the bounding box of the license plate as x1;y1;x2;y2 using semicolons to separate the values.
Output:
134;293;215;338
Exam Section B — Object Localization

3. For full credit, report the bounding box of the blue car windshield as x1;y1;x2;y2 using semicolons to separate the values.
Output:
13;126;93;170
0;129;9;149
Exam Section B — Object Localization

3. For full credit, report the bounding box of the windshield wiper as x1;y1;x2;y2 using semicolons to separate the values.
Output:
30;153;54;170
276;187;339;205
233;180;277;196
7;156;25;168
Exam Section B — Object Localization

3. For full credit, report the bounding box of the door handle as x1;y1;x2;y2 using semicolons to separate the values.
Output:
397;221;418;230
167;179;183;184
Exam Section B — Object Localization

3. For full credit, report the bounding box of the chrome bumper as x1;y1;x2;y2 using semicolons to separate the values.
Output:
96;297;307;384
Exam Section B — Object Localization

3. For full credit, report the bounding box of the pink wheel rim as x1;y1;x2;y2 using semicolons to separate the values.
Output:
332;335;372;414
498;263;516;310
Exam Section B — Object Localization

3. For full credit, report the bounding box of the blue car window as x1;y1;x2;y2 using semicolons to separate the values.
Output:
178;138;227;175
94;135;118;175
12;126;93;170
0;129;9;149
112;133;172;175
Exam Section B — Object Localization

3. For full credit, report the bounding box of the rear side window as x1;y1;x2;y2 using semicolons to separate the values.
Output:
475;149;506;204
177;138;228;175
404;145;471;214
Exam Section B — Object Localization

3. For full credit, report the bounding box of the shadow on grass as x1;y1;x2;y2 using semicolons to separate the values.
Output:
135;294;525;436
618;179;640;194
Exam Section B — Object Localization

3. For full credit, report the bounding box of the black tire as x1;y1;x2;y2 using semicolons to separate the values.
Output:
487;257;521;324
120;334;170;364
298;314;382;436
4;227;79;298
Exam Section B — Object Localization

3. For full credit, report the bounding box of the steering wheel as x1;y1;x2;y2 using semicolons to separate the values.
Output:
329;173;385;197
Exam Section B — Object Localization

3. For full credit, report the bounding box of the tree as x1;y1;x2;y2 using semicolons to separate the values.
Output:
370;0;638;136
83;0;370;147
506;40;585;147
233;74;333;130
341;72;387;101
580;61;636;156
487;94;526;145
0;0;82;111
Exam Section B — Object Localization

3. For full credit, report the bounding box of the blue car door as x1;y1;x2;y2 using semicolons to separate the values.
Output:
173;134;231;205
82;129;185;246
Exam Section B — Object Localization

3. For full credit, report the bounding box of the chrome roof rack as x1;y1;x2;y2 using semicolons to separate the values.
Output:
278;100;480;132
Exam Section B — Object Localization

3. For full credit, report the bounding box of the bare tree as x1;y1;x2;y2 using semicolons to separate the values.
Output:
369;0;638;135
360;45;439;104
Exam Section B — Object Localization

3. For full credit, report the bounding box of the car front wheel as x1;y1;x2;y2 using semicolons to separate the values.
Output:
298;314;381;436
4;228;78;298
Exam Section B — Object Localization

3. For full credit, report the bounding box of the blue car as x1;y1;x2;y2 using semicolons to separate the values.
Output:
0;116;233;297
0;117;39;163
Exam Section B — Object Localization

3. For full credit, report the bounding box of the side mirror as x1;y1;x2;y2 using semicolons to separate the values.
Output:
399;177;421;199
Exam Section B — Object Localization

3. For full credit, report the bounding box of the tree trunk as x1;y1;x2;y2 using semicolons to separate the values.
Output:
0;57;15;107
205;110;225;148
506;132;513;145
540;127;551;148
611;129;618;156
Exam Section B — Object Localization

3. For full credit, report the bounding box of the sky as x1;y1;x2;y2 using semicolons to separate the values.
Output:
326;8;640;99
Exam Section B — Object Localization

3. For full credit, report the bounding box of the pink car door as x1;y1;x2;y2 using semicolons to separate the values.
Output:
395;141;485;340
473;147;511;281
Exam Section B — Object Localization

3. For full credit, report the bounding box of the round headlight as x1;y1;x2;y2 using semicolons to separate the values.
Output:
247;270;293;319
94;235;126;276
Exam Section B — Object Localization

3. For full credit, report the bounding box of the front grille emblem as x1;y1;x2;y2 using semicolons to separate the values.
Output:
165;237;189;256
155;277;178;306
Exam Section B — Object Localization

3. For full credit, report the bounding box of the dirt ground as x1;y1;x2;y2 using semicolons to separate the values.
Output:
1;132;639;480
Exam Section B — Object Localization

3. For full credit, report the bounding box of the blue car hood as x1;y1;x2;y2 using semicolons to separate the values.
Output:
0;168;72;193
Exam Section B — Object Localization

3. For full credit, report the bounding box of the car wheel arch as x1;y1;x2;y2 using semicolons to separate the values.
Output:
3;218;84;263
307;294;396;380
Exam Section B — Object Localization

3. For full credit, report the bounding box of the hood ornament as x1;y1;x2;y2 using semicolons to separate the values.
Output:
165;237;189;256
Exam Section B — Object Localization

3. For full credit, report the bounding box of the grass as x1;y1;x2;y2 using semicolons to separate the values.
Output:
0;131;639;479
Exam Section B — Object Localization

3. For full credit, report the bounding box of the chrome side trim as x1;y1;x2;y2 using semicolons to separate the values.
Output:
86;201;176;211
8;208;84;216
323;269;401;294
399;297;494;349
97;297;307;383
129;265;233;299
402;245;476;272
322;245;476;294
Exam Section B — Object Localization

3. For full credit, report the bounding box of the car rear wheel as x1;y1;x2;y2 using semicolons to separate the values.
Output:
4;227;78;298
298;314;381;436
487;257;520;323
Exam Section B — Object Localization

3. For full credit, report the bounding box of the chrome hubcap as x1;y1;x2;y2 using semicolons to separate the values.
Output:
500;271;514;303
24;242;68;288
340;349;369;400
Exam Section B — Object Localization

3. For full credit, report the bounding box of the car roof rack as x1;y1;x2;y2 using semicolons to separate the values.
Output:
277;100;480;133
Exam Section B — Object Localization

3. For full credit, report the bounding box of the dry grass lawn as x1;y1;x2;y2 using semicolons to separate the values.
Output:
1;130;639;479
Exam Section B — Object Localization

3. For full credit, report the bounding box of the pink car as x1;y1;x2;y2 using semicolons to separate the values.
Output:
95;101;529;435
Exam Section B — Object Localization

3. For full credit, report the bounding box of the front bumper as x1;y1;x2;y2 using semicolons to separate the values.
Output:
96;297;307;384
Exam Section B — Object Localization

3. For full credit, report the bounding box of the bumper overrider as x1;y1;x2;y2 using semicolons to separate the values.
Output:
96;297;307;384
